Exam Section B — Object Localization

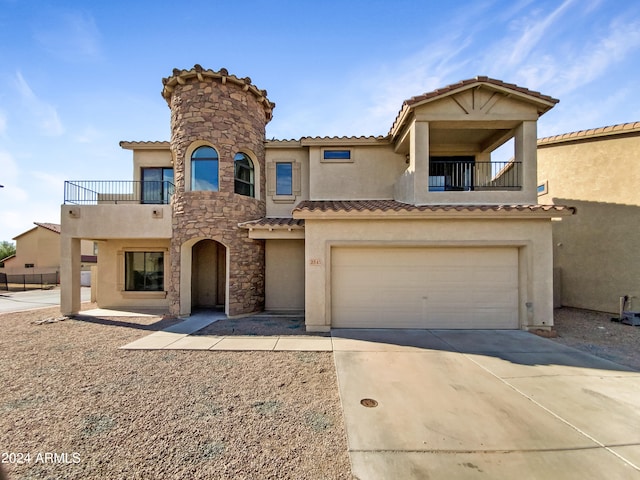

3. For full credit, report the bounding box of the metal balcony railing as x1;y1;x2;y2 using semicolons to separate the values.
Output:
428;160;522;191
64;181;175;205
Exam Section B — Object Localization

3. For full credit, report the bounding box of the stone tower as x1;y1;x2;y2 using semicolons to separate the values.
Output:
161;65;275;317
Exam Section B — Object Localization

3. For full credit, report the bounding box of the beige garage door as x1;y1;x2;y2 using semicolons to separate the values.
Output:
331;247;519;329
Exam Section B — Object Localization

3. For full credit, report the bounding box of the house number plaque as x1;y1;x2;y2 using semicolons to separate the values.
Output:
309;259;322;266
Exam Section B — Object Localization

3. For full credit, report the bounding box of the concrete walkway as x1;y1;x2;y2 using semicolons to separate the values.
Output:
92;311;640;478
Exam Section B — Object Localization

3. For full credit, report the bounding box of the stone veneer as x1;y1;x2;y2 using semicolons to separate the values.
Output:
162;66;273;316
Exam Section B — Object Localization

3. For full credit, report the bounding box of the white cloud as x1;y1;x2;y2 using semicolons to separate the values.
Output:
13;71;64;137
0;110;6;136
0;150;19;186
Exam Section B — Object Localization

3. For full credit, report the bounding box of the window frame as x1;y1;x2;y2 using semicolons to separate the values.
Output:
321;149;352;163
275;162;293;196
234;152;255;198
124;251;164;292
191;146;219;192
141;167;174;204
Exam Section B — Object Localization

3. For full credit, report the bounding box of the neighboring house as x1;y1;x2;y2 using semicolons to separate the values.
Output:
2;222;96;276
537;122;640;314
60;66;573;331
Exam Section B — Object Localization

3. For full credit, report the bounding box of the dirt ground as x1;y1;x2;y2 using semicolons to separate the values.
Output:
0;305;351;480
549;307;640;371
1;304;638;479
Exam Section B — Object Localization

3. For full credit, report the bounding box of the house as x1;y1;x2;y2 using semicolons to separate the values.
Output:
60;65;574;331
537;122;640;314
2;222;96;279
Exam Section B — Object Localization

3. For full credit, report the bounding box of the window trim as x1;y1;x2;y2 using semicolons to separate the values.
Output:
537;180;548;196
275;162;293;196
321;149;353;163
190;145;219;192
234;152;255;198
123;251;165;292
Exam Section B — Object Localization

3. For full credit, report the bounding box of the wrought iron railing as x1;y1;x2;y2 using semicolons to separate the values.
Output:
64;181;175;205
428;160;522;191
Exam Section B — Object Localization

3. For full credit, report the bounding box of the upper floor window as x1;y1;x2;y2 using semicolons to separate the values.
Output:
141;167;174;204
276;162;293;195
323;150;351;161
234;153;254;197
191;146;219;191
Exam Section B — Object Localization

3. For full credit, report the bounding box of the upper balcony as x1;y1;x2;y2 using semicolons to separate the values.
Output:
61;181;174;240
64;180;175;205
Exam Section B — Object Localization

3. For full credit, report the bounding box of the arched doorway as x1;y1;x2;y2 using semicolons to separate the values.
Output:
191;239;226;311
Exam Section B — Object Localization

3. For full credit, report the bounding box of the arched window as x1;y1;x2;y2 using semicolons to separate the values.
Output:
191;146;219;191
234;152;254;197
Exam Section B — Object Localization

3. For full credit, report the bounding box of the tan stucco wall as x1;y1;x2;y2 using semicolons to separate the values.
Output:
265;239;305;310
308;145;406;201
3;226;94;275
132;149;173;182
302;217;554;331
265;147;310;217
62;205;172;239
538;134;640;313
94;238;170;310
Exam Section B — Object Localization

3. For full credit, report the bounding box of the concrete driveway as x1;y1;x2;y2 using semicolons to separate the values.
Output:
0;287;91;314
332;329;640;479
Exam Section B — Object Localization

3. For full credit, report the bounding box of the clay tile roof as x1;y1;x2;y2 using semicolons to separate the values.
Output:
390;76;559;137
161;65;275;121
238;217;305;229
119;141;170;150
538;121;640;146
293;200;575;215
34;222;61;234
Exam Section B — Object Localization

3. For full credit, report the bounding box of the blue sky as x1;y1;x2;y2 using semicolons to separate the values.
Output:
1;0;639;242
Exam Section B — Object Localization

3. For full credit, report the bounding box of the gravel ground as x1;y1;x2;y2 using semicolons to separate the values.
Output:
549;307;640;371
2;304;638;479
0;305;351;480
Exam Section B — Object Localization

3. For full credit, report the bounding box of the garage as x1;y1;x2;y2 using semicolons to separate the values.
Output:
331;246;519;329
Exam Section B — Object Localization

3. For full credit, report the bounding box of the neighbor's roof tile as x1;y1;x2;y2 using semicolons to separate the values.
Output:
538;121;640;146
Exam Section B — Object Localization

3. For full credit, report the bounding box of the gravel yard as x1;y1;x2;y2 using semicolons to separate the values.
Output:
1;304;638;480
0;306;351;480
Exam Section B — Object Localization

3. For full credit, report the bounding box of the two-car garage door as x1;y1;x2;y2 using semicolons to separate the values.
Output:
331;247;519;329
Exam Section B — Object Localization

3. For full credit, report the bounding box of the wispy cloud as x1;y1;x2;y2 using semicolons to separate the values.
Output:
14;72;64;137
0;110;6;136
33;10;102;62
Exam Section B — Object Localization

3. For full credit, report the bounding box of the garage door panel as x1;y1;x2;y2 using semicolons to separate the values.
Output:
331;247;519;329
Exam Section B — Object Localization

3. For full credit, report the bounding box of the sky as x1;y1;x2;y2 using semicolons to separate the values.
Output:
1;0;639;242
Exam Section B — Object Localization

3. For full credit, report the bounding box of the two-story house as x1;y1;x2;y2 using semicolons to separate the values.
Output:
60;65;573;331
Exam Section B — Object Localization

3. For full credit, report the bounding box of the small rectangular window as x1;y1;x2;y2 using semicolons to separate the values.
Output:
125;252;164;291
25;263;34;268
276;162;293;195
537;181;548;196
323;150;351;161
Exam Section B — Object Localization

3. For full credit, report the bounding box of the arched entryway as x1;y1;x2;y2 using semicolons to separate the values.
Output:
191;239;226;311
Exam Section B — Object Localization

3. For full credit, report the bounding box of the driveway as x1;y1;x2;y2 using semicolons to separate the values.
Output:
0;287;91;313
332;329;640;479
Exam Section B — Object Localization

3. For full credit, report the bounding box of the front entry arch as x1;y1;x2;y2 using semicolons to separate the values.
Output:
179;238;228;316
192;239;226;310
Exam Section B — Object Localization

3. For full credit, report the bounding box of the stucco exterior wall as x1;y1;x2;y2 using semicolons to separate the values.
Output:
265;146;310;217
308;145;406;201
265;239;305;310
132;149;173;181
302;217;554;331
537;133;640;313
94;238;170;310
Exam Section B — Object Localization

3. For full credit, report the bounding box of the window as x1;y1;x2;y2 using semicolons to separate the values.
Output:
323;150;351;161
125;252;164;291
234;153;254;197
276;162;293;195
25;263;34;268
191;146;219;191
141;167;174;204
537;181;548;196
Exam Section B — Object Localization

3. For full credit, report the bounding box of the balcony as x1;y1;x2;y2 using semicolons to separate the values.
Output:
64;181;175;205
428;160;522;192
